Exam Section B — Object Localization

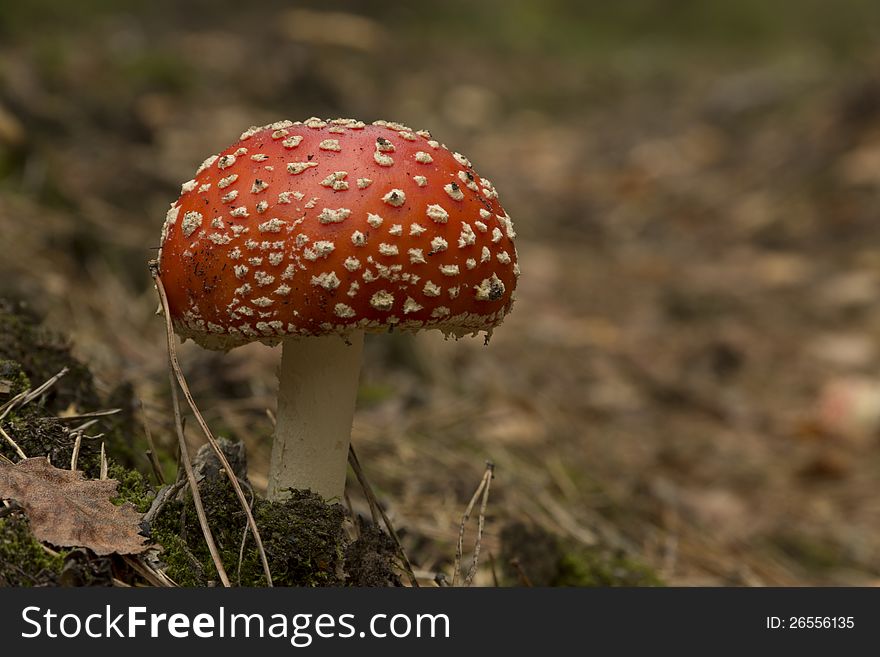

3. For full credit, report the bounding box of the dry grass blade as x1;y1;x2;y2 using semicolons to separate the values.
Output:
56;408;121;422
123;555;177;587
152;263;273;587
99;442;108;480
453;461;494;587
465;461;494;586
348;443;418;587
70;431;82;470
168;367;230;587
20;367;70;405
0;367;69;423
0;424;26;460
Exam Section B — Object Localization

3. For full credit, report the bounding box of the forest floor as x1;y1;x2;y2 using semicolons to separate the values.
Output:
2;1;880;585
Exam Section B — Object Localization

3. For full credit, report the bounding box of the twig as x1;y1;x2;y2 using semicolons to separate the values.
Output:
0;368;71;422
152;263;273;587
139;399;165;485
488;551;500;587
343;490;359;539
69;419;100;434
141;479;187;529
20;367;69;406
465;461;494;586
70;431;83;470
123;555;177;587
509;557;533;587
0;424;26;460
453;461;494;586
236;479;256;587
348;443;418;587
168;367;230;587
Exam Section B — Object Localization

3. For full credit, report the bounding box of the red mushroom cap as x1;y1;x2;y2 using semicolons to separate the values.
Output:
158;118;519;349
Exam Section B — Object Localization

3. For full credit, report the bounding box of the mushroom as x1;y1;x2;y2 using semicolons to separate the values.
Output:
158;118;519;501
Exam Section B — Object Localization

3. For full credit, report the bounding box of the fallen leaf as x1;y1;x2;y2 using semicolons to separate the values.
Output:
0;457;149;555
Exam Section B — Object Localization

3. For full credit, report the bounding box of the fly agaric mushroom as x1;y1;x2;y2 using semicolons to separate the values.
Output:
158;118;518;500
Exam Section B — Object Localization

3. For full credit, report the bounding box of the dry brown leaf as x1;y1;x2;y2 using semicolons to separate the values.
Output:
0;457;149;555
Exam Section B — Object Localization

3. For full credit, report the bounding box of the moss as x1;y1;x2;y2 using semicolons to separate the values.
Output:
0;302;143;473
0;358;30;397
150;478;350;587
108;461;155;513
0;512;64;586
554;549;664;587
768;532;846;574
500;522;663;587
344;520;402;587
0;299;99;413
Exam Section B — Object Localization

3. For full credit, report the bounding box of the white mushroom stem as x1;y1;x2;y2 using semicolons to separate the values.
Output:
267;332;365;501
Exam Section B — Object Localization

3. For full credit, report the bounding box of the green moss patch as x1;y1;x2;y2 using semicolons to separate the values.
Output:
501;522;663;587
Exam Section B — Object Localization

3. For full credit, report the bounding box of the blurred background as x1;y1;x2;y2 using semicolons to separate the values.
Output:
2;0;880;585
